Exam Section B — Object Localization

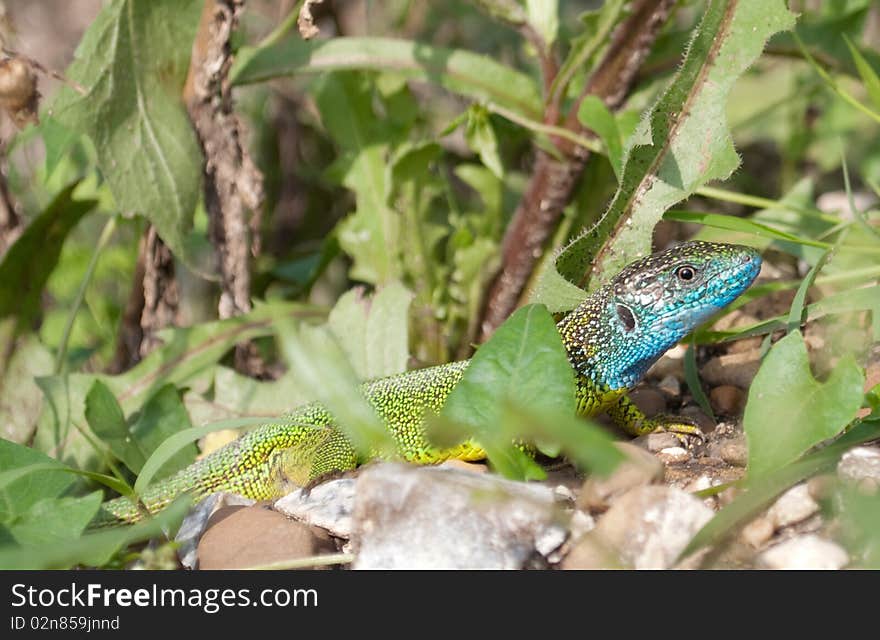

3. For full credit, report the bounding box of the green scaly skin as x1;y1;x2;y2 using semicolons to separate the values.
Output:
95;241;762;526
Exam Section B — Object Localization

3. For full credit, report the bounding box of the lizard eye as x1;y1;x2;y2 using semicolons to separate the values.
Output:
675;265;697;282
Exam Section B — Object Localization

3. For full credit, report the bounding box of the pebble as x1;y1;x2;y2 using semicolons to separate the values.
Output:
757;534;849;570
767;484;820;529
351;463;567;569
175;493;255;569
635;432;681;452
560;532;623;569
708;435;749;467
701;349;763;388
275;479;356;538
577;442;664;512
837;446;880;492
740;517;775;548
657;375;681;398
629;388;667;416
591;486;714;569
197;505;336;570
709;385;746;415
679;406;716;432
657;446;691;463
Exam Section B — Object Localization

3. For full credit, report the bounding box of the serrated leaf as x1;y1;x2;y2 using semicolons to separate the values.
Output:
328;282;413;380
744;331;864;479
50;0;203;263
533;0;796;311
231;37;542;120
0;183;95;329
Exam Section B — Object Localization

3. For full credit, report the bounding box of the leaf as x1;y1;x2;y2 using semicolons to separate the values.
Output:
33;301;322;471
464;105;504;179
327;282;413;380
231;36;543;120
844;34;880;112
532;0;796;311
278;322;396;457
577;95;624;180
526;0;559;48
129;384;196;480
0;439;74;522
441;304;576;479
50;0;204;263
0;183;96;329
7;492;102;547
744;331;864;479
314;72;399;285
84;380;146;473
0;328;53;444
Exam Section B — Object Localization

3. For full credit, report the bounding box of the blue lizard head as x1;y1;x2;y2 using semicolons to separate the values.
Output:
560;241;762;390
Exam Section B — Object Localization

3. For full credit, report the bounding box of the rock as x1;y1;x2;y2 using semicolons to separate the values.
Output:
701;349;762;388
635;431;681;452
352;463;567;569
679;406;716;433
712;312;763;354
767;484;820;529
577;442;664;512
657;375;681;398
197;504;336;570
837;446;880;492
708;435;749;467
592;486;714;569
646;344;686;381
560;532;623;570
740;517;774;549
757;535;849;570
274;479;356;538
709;385;746;415
657;446;691;464
629;387;667;416
175;493;255;570
439;459;488;473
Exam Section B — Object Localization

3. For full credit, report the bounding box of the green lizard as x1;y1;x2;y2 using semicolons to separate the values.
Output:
95;241;761;526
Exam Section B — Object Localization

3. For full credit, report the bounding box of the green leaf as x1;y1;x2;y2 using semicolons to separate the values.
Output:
744;331;864;479
532;0;796;311
328;282;413;380
85;380;146;474
844;34;880;112
51;0;204;262
465;105;504;179
526;0;559;47
0;328;53;444
0;439;74;522
231;36;543;120
7;492;102;547
129;384;196;480
314;73;399;285
33;301;322;472
0;183;96;329
278;322;396;457
441;304;576;479
577;95;624;180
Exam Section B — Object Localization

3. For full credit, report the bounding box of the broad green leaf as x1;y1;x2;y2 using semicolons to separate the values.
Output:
464;105;504;179
0;183;95;329
0;496;191;569
0;439;74;522
0;328;53;444
7;492;102;547
51;0;203;262
328;282;413;380
744;331;864;479
129;384;196;480
533;0;796;311
85;380;146;473
837;485;880;568
526;0;559;47
441;304;576;479
33;301;322;471
231;37;543;120
278;322;396;457
844;34;880;112
578;95;623;180
314;73;399;285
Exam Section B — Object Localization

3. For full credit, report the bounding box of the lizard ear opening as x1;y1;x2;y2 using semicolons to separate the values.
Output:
616;303;636;332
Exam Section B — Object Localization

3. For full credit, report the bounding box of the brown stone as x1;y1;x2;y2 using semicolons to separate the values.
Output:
197;504;336;570
701;349;763;388
709;385;746;415
577;442;664;512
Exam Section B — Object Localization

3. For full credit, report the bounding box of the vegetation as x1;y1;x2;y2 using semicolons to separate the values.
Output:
0;0;878;569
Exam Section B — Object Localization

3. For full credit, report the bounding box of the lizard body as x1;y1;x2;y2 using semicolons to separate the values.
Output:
96;241;761;525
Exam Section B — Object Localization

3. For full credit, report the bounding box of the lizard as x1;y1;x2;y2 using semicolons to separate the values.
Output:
94;240;762;526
